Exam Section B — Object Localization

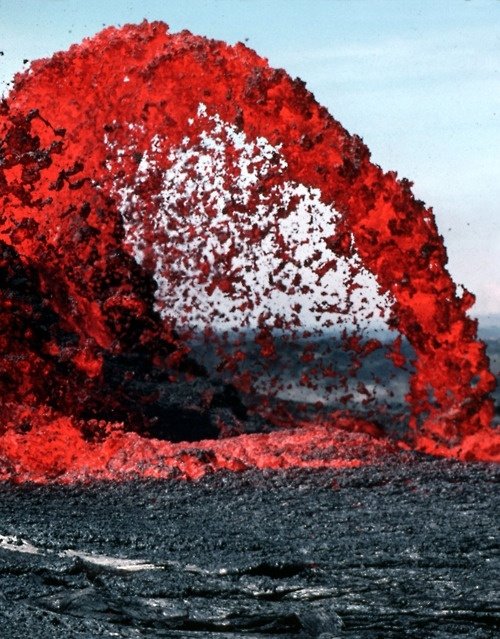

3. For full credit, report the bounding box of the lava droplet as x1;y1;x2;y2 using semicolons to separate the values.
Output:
0;21;497;482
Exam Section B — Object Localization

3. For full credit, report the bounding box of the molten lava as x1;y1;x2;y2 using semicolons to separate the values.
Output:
0;21;497;482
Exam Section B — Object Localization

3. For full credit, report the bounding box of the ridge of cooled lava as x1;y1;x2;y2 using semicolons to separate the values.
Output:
0;21;497;482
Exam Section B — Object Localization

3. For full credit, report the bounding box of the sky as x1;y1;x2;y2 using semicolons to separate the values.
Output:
0;0;498;321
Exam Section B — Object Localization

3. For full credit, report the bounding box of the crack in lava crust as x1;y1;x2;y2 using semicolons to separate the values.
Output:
0;21;498;482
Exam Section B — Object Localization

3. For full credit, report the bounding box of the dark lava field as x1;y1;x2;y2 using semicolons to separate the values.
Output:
0;458;498;638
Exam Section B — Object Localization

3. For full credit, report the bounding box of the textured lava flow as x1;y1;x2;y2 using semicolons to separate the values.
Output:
0;21;497;482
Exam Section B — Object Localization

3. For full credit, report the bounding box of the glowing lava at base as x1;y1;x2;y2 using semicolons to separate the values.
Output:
0;405;406;484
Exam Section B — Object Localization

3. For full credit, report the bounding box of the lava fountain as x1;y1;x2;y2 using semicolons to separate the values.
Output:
0;21;497;482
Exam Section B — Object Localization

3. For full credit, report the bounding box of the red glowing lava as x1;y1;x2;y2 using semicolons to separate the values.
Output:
0;21;497;482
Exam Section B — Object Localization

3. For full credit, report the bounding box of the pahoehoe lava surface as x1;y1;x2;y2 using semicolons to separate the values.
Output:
0;460;498;638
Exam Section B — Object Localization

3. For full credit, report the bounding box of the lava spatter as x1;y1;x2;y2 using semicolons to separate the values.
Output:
0;21;497;482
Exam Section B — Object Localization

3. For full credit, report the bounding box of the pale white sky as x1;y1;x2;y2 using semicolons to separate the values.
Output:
0;0;498;320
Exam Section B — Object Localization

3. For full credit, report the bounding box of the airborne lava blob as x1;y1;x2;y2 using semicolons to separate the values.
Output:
0;21;497;482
